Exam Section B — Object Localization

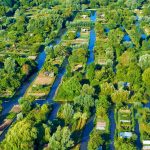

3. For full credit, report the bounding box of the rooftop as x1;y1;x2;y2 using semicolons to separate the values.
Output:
96;121;106;130
120;132;132;138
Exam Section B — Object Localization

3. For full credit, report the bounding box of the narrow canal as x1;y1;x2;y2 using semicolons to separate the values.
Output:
44;11;97;123
0;29;67;141
1;50;46;117
80;11;96;150
109;109;116;150
46;58;68;120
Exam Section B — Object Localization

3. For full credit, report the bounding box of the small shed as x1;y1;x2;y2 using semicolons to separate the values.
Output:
81;28;90;33
28;56;37;60
82;15;88;19
120;120;131;123
143;146;150;150
143;140;150;145
100;14;105;18
96;121;106;130
120;132;132;138
73;64;83;71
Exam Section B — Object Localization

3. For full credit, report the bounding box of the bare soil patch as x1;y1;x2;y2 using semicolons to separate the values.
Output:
34;73;55;85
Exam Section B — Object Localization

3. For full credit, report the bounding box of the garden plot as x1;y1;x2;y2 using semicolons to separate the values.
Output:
116;107;134;138
96;105;109;132
26;73;55;99
97;11;107;24
63;28;90;48
74;12;91;22
54;47;88;102
88;95;110;149
25;57;63;100
94;37;109;66
71;28;90;47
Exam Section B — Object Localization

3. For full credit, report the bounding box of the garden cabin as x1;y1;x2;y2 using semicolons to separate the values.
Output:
120;132;132;138
98;13;105;18
143;146;150;150
120;120;131;123
96;121;106;130
143;140;150;145
28;56;37;60
81;28;90;33
72;64;83;72
82;15;88;19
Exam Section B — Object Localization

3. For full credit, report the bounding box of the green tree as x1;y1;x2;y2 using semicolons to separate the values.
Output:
86;63;95;82
74;94;94;112
73;112;88;129
4;57;16;73
142;68;150;86
20;100;31;114
42;124;51;143
58;103;74;125
47;126;74;150
82;84;95;96
96;95;110;110
115;138;136;150
100;82;115;96
88;129;104;150
139;54;150;70
111;90;129;104
1;120;37;150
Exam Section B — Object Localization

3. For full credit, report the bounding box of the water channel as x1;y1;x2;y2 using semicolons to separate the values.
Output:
0;10;97;143
80;11;96;150
1;10;147;149
0;29;67;141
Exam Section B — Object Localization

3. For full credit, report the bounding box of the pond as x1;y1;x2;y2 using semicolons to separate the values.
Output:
104;28;110;33
141;34;147;40
123;34;131;42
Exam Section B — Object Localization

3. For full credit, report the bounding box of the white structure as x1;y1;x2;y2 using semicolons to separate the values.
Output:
120;120;131;123
81;28;90;32
120;132;132;138
96;121;106;130
82;15;88;19
143;140;150;145
143;146;150;150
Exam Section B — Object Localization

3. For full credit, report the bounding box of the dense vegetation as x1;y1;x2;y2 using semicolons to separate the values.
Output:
0;0;150;150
